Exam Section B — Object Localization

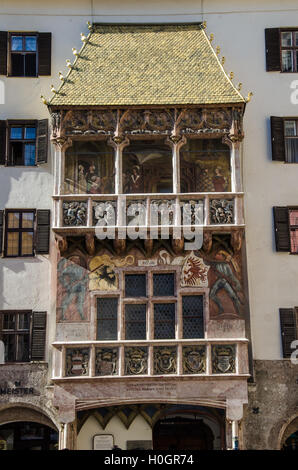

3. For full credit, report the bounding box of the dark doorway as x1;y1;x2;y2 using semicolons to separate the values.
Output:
0;421;58;450
153;416;214;450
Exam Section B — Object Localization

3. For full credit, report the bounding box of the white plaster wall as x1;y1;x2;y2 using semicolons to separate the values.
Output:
1;0;298;361
77;414;152;450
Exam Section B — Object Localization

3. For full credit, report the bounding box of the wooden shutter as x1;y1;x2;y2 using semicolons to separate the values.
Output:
0;210;3;254
265;28;281;71
30;311;47;361
36;119;48;164
273;207;290;252
279;308;297;358
0;121;6;165
35;209;50;254
0;32;8;75
38;32;51;76
271;116;285;161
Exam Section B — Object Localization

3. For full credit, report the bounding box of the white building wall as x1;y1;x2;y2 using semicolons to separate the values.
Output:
1;0;297;363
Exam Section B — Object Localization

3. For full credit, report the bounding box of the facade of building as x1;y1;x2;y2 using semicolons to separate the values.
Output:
0;0;297;451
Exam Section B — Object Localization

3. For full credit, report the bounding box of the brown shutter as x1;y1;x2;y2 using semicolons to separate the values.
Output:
0;121;6;165
0;32;8;75
265;28;281;71
279;308;297;358
271;116;285;161
0;210;3;254
35;210;50;254
30;311;47;361
38;33;51;76
36;119;48;164
273;207;290;252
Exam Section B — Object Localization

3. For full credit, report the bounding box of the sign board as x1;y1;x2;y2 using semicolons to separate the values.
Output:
93;434;114;450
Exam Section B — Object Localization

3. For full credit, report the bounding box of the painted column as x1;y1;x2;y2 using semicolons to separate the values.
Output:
59;421;77;450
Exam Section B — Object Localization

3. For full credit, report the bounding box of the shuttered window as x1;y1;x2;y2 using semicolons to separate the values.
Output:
0;310;47;362
265;28;298;72
0;120;48;166
279;308;298;358
271;117;298;163
274;207;298;253
0;32;51;76
2;209;50;257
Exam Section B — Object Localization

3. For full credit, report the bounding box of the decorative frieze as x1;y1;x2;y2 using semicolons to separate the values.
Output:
95;348;118;376
51;106;242;140
183;346;206;374
93;201;117;227
125;347;148;375
66;348;90;376
210;199;234;224
212;344;236;374
63;201;87;226
153;346;177;375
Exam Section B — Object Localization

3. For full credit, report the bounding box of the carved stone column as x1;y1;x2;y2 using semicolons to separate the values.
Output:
109;136;130;195
168;135;186;194
59;421;77;450
51;136;73;196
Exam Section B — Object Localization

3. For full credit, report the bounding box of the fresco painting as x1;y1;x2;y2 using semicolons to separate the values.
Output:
64;141;115;194
180;138;231;193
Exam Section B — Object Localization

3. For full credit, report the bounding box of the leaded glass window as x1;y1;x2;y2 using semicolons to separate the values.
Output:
97;298;118;340
154;303;176;339
182;295;204;338
125;304;147;340
125;274;147;297
153;273;175;296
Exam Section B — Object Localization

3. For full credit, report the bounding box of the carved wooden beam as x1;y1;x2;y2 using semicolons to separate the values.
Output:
85;233;95;255
113;238;126;255
231;230;242;252
55;234;68;254
172;237;184;255
144;239;154;257
203;232;212;253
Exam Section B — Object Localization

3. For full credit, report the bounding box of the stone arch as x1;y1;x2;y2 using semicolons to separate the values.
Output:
278;414;298;449
0;403;59;431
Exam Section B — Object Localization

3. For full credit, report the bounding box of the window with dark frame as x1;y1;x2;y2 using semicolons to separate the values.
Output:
97;298;118;340
265;28;298;72
1;209;51;257
273;206;298;253
271;116;298;163
9;123;36;165
281;31;298;72
5;210;35;257
0;310;47;363
10;34;37;77
279;308;298;358
0;31;51;77
0;120;49;166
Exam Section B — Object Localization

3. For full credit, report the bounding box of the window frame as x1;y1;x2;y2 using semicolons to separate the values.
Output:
8;32;38;77
280;29;298;73
0;310;31;363
7;120;37;166
95;268;206;342
4;209;36;258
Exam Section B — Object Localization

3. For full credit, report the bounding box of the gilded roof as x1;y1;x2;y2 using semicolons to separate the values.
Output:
49;23;245;107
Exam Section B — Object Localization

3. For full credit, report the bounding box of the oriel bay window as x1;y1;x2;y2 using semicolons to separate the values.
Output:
91;270;207;377
96;271;204;342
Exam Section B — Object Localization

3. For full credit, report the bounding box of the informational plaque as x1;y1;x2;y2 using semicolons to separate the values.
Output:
93;434;114;450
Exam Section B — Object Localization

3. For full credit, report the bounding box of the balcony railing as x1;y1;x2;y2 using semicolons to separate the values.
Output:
52;193;244;231
52;338;249;379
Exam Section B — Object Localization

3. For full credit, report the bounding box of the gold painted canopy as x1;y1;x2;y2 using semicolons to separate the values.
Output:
49;23;245;107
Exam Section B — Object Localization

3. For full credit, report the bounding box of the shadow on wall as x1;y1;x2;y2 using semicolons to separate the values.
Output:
0;149;53;306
